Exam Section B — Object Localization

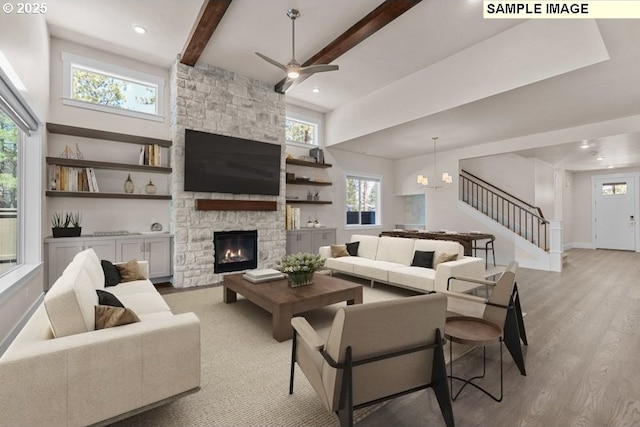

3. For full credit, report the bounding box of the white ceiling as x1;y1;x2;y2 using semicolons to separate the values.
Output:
43;0;640;171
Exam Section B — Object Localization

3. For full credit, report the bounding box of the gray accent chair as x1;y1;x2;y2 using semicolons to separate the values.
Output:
289;293;454;427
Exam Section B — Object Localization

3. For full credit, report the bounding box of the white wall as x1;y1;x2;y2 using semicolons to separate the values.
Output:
534;158;556;220
562;171;574;247
46;38;172;235
0;14;49;119
325;148;400;244
461;153;535;202
48;38;170;139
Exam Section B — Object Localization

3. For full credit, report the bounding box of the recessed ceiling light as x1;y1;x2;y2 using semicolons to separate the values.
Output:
580;141;590;149
133;25;147;34
311;87;320;93
596;155;604;161
608;165;615;169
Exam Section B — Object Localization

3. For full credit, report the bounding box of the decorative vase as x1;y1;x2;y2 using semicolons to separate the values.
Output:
145;180;156;195
124;174;134;193
287;271;315;287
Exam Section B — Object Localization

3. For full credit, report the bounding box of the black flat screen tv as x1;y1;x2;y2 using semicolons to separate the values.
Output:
184;129;281;195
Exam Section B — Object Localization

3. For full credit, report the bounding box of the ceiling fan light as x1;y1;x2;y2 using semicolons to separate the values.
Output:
287;70;300;79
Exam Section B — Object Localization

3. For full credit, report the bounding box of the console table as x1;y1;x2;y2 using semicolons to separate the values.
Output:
380;230;494;257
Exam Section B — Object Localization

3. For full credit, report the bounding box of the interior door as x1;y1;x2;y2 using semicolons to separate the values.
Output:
594;176;636;250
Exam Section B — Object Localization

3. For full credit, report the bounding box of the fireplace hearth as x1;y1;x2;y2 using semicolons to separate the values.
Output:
213;230;258;273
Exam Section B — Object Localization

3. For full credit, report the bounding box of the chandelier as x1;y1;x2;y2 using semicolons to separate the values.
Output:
416;137;452;190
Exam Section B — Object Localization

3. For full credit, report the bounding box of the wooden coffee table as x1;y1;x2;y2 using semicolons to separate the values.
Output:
223;273;363;341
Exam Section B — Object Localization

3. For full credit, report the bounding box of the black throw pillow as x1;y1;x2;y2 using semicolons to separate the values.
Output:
101;260;121;287
96;289;125;308
411;250;435;269
346;241;360;256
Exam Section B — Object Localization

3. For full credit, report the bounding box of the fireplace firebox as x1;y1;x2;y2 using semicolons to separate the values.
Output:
213;230;258;273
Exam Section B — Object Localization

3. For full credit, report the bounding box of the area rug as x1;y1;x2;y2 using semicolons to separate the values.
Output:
111;283;465;427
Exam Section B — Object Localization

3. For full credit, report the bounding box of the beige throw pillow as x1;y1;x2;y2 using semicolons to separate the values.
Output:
95;305;140;329
434;252;458;268
115;259;146;282
331;244;350;258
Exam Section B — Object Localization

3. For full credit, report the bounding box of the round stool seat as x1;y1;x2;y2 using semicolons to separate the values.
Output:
445;316;502;346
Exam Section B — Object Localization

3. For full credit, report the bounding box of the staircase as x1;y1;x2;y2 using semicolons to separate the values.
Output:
460;170;549;252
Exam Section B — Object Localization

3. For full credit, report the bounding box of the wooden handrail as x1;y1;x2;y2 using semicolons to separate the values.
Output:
461;169;545;219
459;173;549;251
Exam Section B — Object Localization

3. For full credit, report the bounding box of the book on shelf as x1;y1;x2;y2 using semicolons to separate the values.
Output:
87;168;99;192
285;205;301;230
141;144;162;167
52;165;99;192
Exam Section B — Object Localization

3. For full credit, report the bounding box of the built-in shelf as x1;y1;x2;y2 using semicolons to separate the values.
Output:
46;157;172;173
285;158;332;168
46;191;171;200
286;179;331;186
47;123;172;147
285;200;332;205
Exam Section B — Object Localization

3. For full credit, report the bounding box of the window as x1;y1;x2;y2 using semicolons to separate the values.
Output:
0;110;19;275
346;174;381;226
602;182;627;196
285;117;318;146
62;52;164;121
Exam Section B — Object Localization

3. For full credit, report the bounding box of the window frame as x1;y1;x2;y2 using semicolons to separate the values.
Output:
601;182;627;196
345;172;382;229
285;116;319;148
61;52;165;122
0;64;42;294
0;112;21;276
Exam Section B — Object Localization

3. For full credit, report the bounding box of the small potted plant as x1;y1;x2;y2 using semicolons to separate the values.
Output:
52;211;82;238
276;252;325;287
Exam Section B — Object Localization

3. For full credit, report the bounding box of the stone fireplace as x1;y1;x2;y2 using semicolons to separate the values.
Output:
213;230;258;273
170;62;286;287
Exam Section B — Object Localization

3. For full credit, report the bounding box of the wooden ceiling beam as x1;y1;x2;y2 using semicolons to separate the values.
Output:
275;0;423;93
180;0;233;66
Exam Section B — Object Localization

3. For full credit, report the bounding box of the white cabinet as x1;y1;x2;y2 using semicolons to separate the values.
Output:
115;236;172;278
286;228;336;255
45;238;116;289
45;234;172;289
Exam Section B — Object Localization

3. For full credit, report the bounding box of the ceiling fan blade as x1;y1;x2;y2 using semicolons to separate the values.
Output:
255;52;289;72
298;64;339;76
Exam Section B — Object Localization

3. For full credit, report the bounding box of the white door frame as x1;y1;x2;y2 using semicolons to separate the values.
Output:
591;172;640;252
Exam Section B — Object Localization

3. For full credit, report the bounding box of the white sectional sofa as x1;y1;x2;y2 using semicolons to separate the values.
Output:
0;248;201;427
320;234;485;293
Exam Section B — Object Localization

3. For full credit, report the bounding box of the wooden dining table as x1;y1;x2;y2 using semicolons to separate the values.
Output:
380;230;495;257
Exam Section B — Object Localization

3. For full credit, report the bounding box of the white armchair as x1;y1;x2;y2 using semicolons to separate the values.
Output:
289;293;454;427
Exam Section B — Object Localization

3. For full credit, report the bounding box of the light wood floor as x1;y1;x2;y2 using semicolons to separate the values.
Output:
358;248;640;427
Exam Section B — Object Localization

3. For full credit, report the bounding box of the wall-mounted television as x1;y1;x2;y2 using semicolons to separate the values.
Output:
184;129;281;196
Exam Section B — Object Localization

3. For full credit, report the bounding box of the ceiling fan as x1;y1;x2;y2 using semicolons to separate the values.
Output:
255;9;339;85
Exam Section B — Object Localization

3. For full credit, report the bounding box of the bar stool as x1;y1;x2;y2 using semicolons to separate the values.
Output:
472;236;496;269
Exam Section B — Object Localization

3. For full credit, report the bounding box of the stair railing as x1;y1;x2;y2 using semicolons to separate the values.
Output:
460;170;549;251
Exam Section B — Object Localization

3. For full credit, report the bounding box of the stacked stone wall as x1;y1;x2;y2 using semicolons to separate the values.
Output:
170;62;286;287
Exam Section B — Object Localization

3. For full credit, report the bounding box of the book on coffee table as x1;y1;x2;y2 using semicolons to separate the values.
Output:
243;269;285;283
